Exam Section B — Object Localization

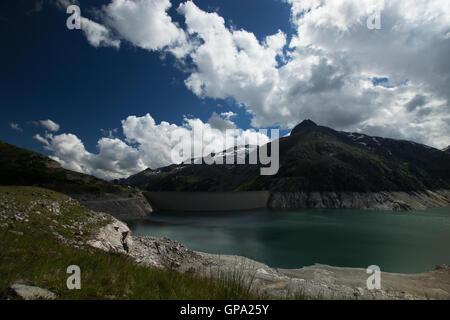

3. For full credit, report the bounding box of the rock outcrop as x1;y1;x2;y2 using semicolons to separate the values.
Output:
129;236;208;270
87;217;133;254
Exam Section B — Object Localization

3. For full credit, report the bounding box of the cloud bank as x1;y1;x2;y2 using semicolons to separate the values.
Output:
34;113;269;180
64;0;449;148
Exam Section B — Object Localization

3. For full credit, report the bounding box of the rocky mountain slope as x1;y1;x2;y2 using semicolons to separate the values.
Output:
121;120;450;210
0;141;152;219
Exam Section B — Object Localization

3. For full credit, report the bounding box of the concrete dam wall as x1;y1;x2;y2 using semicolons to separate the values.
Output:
144;191;270;212
73;192;153;220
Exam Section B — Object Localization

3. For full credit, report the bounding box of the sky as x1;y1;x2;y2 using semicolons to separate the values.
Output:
1;0;449;180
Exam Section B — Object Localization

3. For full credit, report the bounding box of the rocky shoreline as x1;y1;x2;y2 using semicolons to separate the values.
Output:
79;189;450;218
269;189;450;211
89;217;450;300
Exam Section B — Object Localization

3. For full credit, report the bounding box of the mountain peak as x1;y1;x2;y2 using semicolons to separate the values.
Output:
291;119;318;136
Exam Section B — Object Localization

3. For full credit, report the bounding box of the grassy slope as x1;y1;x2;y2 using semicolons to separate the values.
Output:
0;186;258;300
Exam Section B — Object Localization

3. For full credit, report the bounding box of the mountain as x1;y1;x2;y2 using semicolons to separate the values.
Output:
443;146;450;153
122;120;450;193
122;144;260;192
190;144;258;164
121;120;450;210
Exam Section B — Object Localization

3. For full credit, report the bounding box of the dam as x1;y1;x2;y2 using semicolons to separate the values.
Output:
144;191;270;211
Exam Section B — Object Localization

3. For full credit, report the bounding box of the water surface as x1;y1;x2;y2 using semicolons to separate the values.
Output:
128;207;450;273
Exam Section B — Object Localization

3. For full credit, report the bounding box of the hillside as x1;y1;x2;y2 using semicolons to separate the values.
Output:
0;141;124;194
122;120;450;193
0;186;258;299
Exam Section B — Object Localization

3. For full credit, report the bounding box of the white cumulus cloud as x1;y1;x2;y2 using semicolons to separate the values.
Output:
49;0;450;158
34;113;270;180
103;0;188;54
9;122;23;132
172;0;450;147
80;17;121;48
39;119;60;132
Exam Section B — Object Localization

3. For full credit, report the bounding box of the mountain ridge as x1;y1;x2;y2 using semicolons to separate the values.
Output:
122;120;450;194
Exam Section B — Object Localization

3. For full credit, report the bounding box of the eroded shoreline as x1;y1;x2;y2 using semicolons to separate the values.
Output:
73;189;450;222
269;189;450;211
90;217;450;300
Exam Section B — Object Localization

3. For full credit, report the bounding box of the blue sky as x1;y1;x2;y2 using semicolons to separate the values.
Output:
1;0;449;180
0;0;292;155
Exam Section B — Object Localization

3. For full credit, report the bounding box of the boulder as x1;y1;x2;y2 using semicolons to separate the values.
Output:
10;284;56;300
87;217;133;254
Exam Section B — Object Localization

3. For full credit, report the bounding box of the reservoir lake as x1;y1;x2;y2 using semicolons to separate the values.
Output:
128;207;450;273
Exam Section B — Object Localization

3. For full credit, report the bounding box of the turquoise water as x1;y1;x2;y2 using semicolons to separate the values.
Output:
128;207;450;273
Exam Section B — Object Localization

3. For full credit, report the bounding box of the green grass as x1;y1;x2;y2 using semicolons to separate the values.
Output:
173;175;209;191
0;186;260;300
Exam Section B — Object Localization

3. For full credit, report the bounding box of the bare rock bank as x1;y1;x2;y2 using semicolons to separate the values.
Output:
87;219;450;300
269;189;450;211
87;217;133;254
